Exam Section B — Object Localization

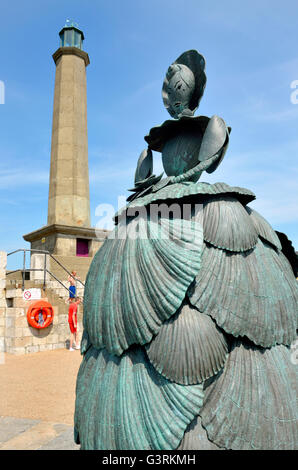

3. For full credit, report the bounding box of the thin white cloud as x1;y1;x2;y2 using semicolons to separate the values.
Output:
121;79;161;106
0;168;48;188
240;97;298;123
255;108;298;122
90;166;134;184
205;140;298;230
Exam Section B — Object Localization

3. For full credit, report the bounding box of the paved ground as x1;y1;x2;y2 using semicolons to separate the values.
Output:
0;349;82;450
0;416;79;450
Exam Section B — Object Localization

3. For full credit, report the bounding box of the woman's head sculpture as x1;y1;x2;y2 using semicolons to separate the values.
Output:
162;50;207;119
165;64;196;118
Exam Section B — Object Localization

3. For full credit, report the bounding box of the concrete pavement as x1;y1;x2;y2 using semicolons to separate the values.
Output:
0;416;79;450
0;349;83;450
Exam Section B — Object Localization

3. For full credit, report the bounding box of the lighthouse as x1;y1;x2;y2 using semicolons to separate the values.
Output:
23;21;107;280
48;20;90;228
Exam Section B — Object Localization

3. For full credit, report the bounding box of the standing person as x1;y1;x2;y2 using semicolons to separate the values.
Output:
68;270;80;301
68;297;81;351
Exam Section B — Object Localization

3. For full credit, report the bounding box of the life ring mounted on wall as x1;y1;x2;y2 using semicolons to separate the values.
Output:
27;300;54;329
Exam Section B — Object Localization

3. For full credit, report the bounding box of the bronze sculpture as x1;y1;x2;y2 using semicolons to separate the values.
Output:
74;50;298;450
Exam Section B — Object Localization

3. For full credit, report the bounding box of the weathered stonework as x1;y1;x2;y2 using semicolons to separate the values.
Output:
2;263;83;355
22;41;109;282
48;49;90;228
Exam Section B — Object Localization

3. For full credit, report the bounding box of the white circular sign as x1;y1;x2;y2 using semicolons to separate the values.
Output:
23;290;31;300
22;288;41;301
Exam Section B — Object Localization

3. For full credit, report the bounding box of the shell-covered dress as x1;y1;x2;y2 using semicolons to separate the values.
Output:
74;51;298;451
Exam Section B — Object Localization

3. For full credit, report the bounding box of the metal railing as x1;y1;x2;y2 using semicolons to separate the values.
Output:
6;249;85;293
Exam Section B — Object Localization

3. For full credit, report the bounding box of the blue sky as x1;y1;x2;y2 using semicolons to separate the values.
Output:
1;0;298;270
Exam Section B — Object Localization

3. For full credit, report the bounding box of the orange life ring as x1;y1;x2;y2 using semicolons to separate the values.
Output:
27;300;54;329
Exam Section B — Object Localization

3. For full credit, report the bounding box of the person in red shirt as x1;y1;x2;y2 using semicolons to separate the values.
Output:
68;297;81;351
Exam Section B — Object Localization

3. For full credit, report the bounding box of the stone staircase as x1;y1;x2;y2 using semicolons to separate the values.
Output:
48;255;92;286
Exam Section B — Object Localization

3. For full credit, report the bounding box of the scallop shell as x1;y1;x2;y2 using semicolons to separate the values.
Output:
146;301;229;385
115;181;256;221
75;345;204;450
188;239;298;348
246;206;282;250
134;148;153;184
178;415;221;450
192;195;259;252
84;214;203;356
198;115;227;162
200;340;298;450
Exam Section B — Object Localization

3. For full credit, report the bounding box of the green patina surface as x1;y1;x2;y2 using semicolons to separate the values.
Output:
75;346;204;450
83;215;203;356
75;48;298;450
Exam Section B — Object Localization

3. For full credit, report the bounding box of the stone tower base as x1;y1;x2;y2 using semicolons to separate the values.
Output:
23;223;108;282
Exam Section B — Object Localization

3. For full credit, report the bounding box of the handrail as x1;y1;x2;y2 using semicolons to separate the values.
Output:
6;268;72;293
7;248;85;292
7;249;85;286
50;253;85;287
45;269;72;292
6;268;43;275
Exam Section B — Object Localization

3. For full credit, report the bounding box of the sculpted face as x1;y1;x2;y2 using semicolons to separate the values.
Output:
166;64;195;116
